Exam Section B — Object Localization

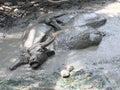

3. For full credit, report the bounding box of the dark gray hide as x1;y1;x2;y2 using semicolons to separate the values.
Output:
9;24;55;71
64;13;106;28
53;26;105;50
48;12;106;30
9;48;30;71
22;23;53;49
28;36;55;69
29;46;55;69
9;37;55;71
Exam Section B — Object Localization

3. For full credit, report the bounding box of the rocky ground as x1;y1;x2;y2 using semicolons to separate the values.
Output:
0;0;120;90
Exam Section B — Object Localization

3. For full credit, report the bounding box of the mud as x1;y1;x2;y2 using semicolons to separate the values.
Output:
0;0;120;90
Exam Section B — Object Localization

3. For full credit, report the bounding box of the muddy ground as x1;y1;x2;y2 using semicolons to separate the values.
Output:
0;0;120;90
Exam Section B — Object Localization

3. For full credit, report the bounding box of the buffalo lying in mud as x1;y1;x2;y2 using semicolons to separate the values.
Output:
9;12;106;71
45;12;106;30
52;26;105;50
9;36;55;71
22;12;106;50
45;12;106;50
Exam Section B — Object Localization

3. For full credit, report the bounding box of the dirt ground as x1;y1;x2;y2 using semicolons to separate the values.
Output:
0;0;120;90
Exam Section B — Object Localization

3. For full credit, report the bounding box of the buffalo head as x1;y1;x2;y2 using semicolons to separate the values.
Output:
29;36;55;69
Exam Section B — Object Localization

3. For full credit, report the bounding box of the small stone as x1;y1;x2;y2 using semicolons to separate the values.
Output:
83;85;93;89
0;7;4;10
34;4;39;6
65;65;74;72
14;8;18;12
85;72;92;77
61;70;70;78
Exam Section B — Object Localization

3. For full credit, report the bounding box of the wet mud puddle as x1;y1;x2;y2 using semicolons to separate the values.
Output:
1;2;120;89
1;15;120;77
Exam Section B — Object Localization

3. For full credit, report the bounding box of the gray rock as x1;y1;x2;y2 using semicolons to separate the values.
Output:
61;70;70;78
65;65;74;72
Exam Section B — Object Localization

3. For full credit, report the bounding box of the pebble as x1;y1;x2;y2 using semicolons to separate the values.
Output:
83;84;93;89
65;65;74;72
61;70;70;78
85;72;92;77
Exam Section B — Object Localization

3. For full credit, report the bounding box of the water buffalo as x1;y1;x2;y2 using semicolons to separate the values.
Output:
9;12;106;70
52;26;105;50
46;12;106;30
9;35;55;71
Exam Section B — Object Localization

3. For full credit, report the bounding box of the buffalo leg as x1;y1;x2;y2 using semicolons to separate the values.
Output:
9;59;29;71
9;53;29;71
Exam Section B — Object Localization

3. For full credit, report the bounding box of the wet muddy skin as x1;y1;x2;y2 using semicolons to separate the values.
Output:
53;26;104;50
51;12;106;29
21;12;106;50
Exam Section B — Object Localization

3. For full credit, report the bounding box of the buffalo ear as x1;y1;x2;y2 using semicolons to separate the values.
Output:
46;50;55;57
